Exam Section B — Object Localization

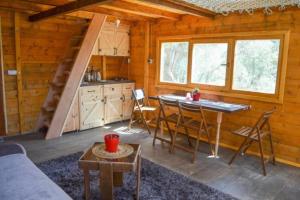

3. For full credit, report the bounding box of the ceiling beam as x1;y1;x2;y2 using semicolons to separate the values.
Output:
126;0;216;18
28;0;113;22
100;1;180;20
24;0;151;21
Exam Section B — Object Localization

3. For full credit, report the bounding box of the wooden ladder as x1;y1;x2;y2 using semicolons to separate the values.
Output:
35;14;106;139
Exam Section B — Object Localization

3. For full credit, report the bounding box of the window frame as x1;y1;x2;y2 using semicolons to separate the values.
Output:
189;38;233;91
155;31;290;104
158;40;190;85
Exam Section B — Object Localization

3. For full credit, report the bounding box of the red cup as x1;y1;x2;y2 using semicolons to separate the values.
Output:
192;93;201;101
104;134;120;153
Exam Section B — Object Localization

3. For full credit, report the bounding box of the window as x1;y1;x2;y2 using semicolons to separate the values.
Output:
232;39;280;94
157;31;289;103
191;43;228;86
160;42;189;84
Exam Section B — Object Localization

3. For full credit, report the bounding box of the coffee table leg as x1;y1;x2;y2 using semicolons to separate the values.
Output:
136;154;141;200
113;172;123;187
83;169;90;200
100;163;114;200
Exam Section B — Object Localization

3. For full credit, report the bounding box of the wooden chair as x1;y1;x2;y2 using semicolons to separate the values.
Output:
128;89;157;135
172;102;214;163
152;97;193;150
228;109;276;176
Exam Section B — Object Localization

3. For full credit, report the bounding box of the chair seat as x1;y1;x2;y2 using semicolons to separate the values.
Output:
232;126;270;141
181;119;212;131
165;113;192;124
134;106;157;112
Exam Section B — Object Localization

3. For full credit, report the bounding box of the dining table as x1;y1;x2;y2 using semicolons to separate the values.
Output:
149;94;251;158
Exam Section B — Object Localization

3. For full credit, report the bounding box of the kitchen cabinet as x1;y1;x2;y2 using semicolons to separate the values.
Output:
104;84;123;124
65;82;135;132
122;83;135;120
79;85;104;130
92;22;130;57
63;92;79;132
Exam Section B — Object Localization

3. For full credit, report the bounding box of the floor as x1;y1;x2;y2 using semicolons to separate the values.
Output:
4;122;300;200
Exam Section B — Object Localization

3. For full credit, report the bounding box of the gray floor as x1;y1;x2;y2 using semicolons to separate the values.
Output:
4;122;300;200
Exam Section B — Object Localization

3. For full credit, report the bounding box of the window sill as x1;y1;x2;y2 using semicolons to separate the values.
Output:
155;83;283;104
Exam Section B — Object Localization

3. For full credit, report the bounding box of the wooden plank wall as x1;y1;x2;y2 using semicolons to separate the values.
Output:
0;9;85;135
89;55;129;80
130;9;300;167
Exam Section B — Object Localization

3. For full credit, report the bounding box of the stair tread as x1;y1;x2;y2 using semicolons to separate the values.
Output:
50;82;65;87
42;106;55;112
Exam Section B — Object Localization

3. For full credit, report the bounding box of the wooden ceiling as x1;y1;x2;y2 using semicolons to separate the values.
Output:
0;0;216;22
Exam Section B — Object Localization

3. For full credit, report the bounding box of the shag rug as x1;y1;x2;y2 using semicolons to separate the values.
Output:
37;152;238;200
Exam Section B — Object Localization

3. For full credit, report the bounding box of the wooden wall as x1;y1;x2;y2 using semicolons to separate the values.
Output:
0;9;130;136
130;9;300;167
0;9;85;135
89;55;129;80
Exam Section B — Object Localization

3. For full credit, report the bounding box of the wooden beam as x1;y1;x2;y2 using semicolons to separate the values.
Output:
126;0;216;18
102;56;107;79
0;18;8;135
85;6;151;21
22;0;149;21
100;1;180;20
143;22;150;96
14;12;25;134
29;0;112;22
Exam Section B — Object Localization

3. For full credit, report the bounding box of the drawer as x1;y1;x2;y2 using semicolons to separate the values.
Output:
104;84;122;96
80;86;102;96
122;83;135;95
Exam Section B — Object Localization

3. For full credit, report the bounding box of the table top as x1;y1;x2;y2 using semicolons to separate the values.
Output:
79;142;141;167
149;94;250;113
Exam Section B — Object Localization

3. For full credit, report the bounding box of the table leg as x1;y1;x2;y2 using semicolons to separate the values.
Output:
135;153;141;200
83;168;90;200
214;112;223;158
160;121;164;146
99;163;113;200
113;172;123;187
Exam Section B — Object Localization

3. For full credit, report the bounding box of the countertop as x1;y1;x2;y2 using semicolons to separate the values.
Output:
80;80;135;87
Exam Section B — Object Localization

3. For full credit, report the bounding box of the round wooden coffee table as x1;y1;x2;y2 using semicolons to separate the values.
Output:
78;142;141;200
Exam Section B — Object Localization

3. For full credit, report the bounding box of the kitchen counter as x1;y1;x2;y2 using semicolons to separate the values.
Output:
81;80;135;87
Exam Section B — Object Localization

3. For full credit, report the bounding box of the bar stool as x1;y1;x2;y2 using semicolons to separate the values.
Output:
228;109;276;176
172;102;214;163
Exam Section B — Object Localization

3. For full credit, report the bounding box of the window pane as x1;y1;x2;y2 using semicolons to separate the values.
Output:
191;43;228;86
160;42;188;84
233;40;280;94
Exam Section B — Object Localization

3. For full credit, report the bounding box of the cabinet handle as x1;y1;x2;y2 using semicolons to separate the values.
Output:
122;94;125;102
104;96;107;104
88;90;95;93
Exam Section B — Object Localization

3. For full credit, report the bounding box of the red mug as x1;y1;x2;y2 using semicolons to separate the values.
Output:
104;134;120;153
192;93;201;101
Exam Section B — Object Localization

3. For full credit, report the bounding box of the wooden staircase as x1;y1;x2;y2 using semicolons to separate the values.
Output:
35;14;106;139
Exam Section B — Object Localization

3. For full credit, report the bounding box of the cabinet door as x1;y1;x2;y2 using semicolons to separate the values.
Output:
115;30;130;56
99;30;115;56
123;95;134;120
79;86;104;130
63;92;79;132
104;95;123;124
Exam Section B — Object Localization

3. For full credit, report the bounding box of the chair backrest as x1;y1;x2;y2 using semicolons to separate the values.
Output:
159;96;178;108
253;108;276;133
132;89;145;101
157;96;179;119
178;102;208;127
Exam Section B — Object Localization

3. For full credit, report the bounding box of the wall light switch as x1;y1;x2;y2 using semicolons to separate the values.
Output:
7;70;17;76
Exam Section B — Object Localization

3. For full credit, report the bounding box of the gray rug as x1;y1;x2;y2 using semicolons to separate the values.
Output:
37;152;238;200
